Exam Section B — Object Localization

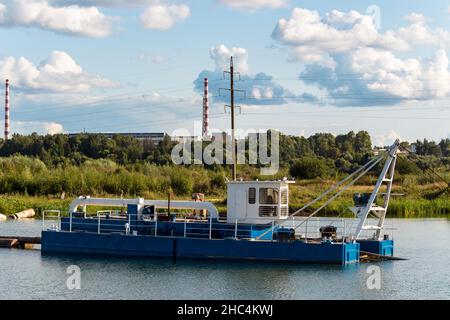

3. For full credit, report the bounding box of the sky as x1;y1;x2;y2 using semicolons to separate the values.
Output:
1;0;450;146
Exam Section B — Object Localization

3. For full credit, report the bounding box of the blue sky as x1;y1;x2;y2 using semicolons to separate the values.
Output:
0;0;450;146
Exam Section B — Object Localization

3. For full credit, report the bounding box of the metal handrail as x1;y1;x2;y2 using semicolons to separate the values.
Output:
96;210;127;218
61;212;374;242
42;210;61;231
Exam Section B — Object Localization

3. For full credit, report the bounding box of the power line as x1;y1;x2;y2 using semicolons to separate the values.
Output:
241;105;449;114
79;113;228;133
10;79;227;115
16;96;218;126
239;112;450;121
12;86;195;115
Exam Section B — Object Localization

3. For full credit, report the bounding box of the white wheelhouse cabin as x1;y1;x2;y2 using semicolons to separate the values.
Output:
226;180;294;225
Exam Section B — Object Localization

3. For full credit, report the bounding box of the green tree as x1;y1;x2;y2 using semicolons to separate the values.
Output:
439;139;450;157
396;157;421;175
289;156;329;179
308;133;340;159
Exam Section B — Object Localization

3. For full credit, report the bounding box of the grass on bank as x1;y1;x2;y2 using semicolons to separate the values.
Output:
0;156;448;218
0;187;448;218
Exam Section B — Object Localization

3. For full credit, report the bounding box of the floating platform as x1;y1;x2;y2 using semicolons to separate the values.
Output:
41;229;360;264
0;236;41;248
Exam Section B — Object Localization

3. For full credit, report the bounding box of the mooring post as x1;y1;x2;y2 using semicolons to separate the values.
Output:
168;192;171;220
184;217;187;238
234;218;238;239
128;214;131;235
69;212;72;233
343;219;346;243
271;220;274;242
305;220;308;243
209;217;212;239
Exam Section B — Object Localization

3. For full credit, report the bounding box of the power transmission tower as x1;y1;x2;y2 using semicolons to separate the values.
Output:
219;56;245;181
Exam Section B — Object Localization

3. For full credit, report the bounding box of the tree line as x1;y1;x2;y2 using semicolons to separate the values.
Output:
0;130;374;163
0;131;448;184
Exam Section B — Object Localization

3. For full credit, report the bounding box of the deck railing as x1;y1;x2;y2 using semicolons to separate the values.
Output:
42;210;61;231
45;212;395;242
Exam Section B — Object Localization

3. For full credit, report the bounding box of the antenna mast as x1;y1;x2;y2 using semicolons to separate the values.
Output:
220;57;244;181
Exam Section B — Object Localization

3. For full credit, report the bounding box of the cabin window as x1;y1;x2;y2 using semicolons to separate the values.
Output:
259;188;278;204
248;188;256;204
259;206;278;217
281;189;288;204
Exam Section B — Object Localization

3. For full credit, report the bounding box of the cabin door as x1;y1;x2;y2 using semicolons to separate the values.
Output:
234;189;247;220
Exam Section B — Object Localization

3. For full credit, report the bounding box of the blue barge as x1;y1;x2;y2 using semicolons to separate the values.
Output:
41;140;401;264
42;200;361;264
41;180;391;265
42;231;360;264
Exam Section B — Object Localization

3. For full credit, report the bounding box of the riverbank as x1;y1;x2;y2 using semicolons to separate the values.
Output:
0;196;71;217
0;187;448;218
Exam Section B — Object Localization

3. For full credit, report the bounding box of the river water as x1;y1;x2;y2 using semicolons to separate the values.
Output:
0;219;449;300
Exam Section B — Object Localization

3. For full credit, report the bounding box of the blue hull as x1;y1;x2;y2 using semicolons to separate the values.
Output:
357;239;394;256
41;231;360;265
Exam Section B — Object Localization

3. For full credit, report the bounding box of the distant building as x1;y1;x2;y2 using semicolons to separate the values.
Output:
372;148;386;156
171;135;200;143
409;143;417;154
68;132;166;143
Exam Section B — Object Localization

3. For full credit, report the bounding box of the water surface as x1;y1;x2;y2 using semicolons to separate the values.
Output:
0;219;449;299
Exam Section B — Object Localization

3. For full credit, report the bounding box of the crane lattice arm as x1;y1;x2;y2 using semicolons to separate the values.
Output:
353;140;400;240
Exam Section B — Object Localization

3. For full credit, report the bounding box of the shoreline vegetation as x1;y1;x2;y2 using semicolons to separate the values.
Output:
0;194;448;219
0;131;448;218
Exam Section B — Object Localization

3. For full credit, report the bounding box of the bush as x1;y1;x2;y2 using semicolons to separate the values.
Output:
396;157;421;175
170;169;193;195
210;171;227;190
290;156;329;179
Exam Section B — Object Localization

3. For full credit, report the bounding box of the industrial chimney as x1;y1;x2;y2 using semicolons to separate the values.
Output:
202;77;209;139
4;79;10;141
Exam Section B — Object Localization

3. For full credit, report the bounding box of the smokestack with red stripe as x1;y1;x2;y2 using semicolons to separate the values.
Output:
202;77;209;139
4;79;10;141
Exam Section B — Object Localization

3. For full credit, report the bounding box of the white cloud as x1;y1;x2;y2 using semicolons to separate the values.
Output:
273;8;450;106
139;4;189;30
300;47;450;106
0;3;6;23
218;0;288;11
396;13;450;47
351;48;450;99
0;0;116;37
251;87;262;99
374;130;402;147
404;12;426;24
0;50;119;93
54;0;155;6
272;8;383;57
272;8;450;66
252;86;273;99
210;44;249;73
12;121;64;135
195;44;300;106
